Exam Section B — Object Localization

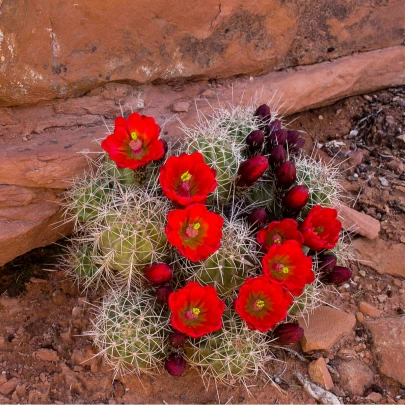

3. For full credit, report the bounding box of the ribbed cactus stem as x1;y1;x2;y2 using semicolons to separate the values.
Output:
87;290;170;376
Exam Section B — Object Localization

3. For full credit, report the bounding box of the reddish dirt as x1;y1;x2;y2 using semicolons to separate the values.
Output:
0;87;405;404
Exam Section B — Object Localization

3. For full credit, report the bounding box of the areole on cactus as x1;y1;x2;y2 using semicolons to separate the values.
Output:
63;100;351;386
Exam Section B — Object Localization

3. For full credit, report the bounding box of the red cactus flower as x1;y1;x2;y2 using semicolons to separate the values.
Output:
144;263;172;285
262;240;314;296
234;276;293;332
159;153;217;206
237;156;269;187
283;185;309;213
300;205;342;251
257;219;304;253
165;204;224;262
168;282;226;338
101;113;165;170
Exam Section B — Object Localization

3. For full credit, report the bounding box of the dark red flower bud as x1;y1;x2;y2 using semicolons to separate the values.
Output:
268;145;287;166
237;156;269;187
265;119;282;136
273;129;287;146
169;331;187;348
254;104;271;122
283;185;309;213
247;208;268;229
156;285;173;305
273;323;304;345
275;161;296;189
318;253;337;273
165;353;186;377
291;137;305;153
144;263;173;285
287;130;299;145
321;266;352;285
246;130;265;152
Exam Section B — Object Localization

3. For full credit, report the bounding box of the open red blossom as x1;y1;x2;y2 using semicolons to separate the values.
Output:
234;276;293;332
300;205;342;251
159;153;217;206
165;204;224;262
257;219;304;253
262;240;314;296
101;113;165;170
169;282;226;338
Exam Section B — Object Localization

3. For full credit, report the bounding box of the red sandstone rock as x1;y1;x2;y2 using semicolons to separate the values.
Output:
298;306;356;352
338;204;380;240
1;0;404;107
308;358;333;390
0;378;20;396
353;237;405;278
365;317;405;386
359;302;381;318
337;360;374;396
33;349;60;362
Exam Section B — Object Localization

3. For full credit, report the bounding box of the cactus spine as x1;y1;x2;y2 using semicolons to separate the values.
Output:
88;290;170;376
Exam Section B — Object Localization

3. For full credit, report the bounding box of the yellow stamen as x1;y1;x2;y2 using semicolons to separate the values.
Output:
315;226;324;234
192;308;200;316
282;266;289;274
274;238;281;244
256;300;265;308
181;171;192;182
130;131;138;141
193;222;200;230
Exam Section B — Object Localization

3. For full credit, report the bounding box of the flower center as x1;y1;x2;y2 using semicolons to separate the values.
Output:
315;226;324;234
185;222;200;239
272;262;289;274
271;233;283;244
181;171;192;182
129;136;143;154
184;307;200;319
253;299;265;311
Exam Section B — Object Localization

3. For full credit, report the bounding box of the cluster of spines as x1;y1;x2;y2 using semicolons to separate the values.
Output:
88;290;170;377
184;310;271;385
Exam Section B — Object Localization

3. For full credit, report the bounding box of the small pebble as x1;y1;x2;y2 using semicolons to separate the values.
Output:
318;115;324;120
378;177;389;187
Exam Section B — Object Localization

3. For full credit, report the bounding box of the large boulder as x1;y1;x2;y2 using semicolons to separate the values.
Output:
0;0;404;106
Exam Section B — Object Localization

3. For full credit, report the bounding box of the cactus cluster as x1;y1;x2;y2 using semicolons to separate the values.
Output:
62;102;352;384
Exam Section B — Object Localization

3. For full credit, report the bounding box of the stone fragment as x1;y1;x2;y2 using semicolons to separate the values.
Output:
365;317;405;385
171;101;190;113
338;205;380;240
0;378;20;395
308;357;334;390
298;306;356;352
353;237;405;278
337;360;374;396
366;392;382;402
348;150;363;165
33;349;60;362
359;302;381;318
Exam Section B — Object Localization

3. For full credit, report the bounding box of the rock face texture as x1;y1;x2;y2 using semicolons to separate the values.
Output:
365;317;405;386
1;0;404;106
353;237;405;278
298;306;356;352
